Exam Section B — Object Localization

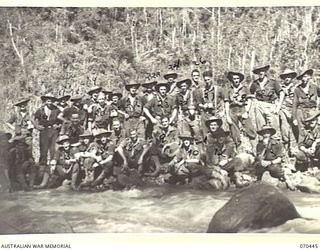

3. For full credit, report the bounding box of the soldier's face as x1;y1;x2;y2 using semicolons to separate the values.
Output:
262;133;271;145
83;138;90;145
129;87;137;95
159;86;167;96
232;75;240;86
20;104;27;111
71;119;80;125
45;99;53;107
98;96;106;105
217;137;225;145
258;71;266;79
73;101;81;108
309;120;317;129
192;72;200;82
168;78;174;83
161;118;169;128
284;77;292;84
100;136;107;144
204;76;212;86
113;121;121;131
130;130;138;141
92;93;98;100
302;74;310;84
144;86;153;93
183;139;191;147
62;141;70;150
180;83;188;93
112;96;119;104
209;121;219;132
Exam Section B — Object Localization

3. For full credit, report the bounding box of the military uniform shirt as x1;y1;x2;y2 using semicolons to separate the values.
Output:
250;78;282;103
119;95;144;118
145;94;176;117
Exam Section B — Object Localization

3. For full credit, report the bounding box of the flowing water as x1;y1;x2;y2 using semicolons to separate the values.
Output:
1;185;320;233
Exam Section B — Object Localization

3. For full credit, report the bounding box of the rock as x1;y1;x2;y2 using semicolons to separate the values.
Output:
261;171;282;187
296;175;320;194
56;179;72;191
316;172;320;182
207;182;300;233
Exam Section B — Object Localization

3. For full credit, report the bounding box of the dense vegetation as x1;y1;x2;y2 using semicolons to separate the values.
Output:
1;6;320;129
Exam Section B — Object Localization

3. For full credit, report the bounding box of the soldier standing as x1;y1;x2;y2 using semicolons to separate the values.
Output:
32;93;61;185
174;78;201;142
143;82;177;126
163;70;179;96
292;69;320;137
56;94;71;112
60;113;84;144
278;69;299;151
292;110;320;172
118;80;146;138
190;69;202;91
250;65;284;134
225;71;256;148
58;95;87;127
141;79;158;139
7;97;34;161
88;92;110;131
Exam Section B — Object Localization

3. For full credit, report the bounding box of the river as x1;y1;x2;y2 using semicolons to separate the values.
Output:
1;185;320;233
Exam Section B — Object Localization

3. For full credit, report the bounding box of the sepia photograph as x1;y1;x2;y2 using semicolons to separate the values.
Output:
0;4;320;236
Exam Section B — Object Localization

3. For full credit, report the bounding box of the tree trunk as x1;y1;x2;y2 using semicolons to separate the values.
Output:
227;45;232;69
250;50;255;79
7;20;24;68
242;47;246;74
172;27;176;49
217;7;221;59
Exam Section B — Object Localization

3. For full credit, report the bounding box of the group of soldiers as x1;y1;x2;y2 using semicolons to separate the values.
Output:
1;63;320;192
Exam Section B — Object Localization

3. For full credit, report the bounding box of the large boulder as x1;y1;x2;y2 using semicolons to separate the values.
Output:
296;175;320;194
207;182;300;233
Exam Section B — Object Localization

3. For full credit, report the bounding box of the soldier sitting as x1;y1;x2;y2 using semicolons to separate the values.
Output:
60;113;84;144
71;130;94;190
8;135;37;191
292;110;320;171
118;128;151;174
254;125;286;181
49;135;78;188
167;132;203;185
147;116;179;177
201;126;235;190
80;129;115;189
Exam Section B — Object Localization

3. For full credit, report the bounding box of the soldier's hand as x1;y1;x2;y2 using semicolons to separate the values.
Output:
137;157;143;165
207;103;214;109
93;162;99;168
219;159;228;166
261;160;271;168
151;118;159;124
138;164;143;175
242;112;249;119
124;113;130;119
36;125;45;131
53;124;60;129
293;119;298;126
